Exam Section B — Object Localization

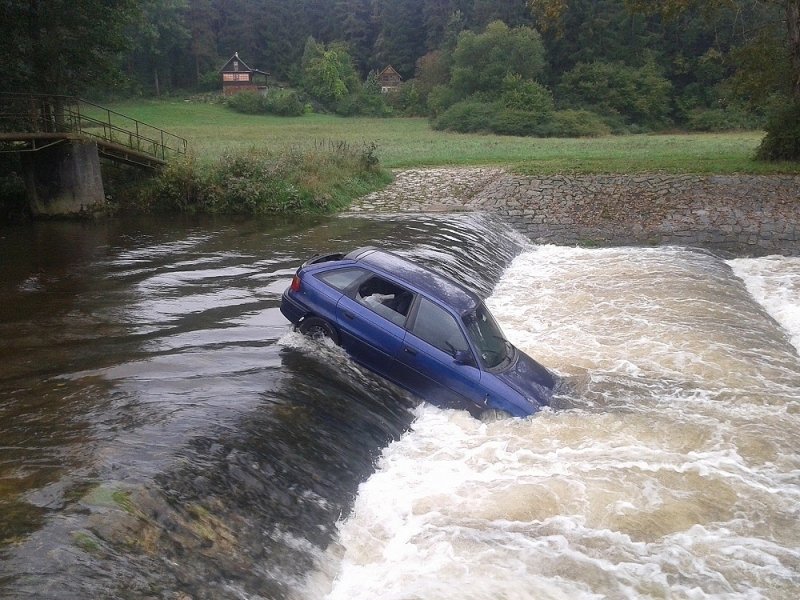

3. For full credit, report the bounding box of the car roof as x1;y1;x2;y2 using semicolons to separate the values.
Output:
346;247;479;314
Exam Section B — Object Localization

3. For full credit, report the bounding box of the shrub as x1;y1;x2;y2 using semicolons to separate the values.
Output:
557;61;672;129
226;89;307;117
385;81;427;116
427;85;459;116
685;107;762;132
263;89;305;117
757;101;800;161
335;85;392;117
226;91;265;114
489;109;545;137
431;100;499;133
500;75;554;116
144;144;390;214
545;110;611;137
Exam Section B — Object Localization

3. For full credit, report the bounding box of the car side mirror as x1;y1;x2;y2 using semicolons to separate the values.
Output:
453;350;476;367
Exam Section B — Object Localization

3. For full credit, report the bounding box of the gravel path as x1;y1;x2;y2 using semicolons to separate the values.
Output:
346;167;506;213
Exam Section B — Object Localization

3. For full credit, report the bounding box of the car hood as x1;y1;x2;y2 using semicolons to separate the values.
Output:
497;348;557;409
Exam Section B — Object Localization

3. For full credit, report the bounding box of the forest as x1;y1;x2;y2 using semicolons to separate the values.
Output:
2;0;799;158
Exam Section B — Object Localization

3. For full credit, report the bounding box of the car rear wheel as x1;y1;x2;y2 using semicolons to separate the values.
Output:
298;316;339;344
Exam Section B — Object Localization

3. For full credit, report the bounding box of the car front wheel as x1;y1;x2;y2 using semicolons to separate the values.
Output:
479;408;514;422
298;316;339;344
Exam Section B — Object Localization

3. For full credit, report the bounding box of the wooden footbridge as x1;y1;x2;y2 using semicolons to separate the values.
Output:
0;93;187;215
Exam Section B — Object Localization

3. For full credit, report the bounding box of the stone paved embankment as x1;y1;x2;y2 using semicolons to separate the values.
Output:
348;168;800;255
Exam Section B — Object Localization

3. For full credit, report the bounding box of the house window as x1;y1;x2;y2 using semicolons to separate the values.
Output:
223;73;250;82
233;60;239;71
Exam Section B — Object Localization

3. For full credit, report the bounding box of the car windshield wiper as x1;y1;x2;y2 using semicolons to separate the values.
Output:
492;335;514;364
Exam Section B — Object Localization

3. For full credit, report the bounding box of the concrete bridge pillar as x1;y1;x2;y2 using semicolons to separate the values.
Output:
21;139;106;217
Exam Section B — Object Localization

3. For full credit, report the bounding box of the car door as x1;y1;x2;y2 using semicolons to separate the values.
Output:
396;296;487;413
334;273;414;378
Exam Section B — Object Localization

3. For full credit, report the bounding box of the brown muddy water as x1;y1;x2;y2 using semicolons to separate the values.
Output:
0;214;798;599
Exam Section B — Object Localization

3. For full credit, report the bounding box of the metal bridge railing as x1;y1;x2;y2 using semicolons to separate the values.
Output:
0;92;187;162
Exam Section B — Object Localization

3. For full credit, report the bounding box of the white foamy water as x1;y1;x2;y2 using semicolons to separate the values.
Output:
729;256;800;354
302;246;800;600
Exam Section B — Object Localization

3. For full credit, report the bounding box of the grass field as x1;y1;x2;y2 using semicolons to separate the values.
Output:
104;99;800;175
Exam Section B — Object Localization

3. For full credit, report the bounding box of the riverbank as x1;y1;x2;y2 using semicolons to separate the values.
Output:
98;101;800;174
348;167;800;255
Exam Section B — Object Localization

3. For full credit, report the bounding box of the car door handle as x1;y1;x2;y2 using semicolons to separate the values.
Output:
343;311;355;320
403;346;417;356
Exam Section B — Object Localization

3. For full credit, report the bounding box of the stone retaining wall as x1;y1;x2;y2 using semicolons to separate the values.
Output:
476;174;799;254
350;169;800;255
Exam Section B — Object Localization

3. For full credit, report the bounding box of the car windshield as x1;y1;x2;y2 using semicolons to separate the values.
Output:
463;303;511;369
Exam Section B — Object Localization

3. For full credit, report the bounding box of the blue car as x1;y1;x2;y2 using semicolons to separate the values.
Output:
280;247;557;418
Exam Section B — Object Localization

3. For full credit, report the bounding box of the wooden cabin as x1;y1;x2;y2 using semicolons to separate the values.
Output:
220;52;269;96
377;65;402;93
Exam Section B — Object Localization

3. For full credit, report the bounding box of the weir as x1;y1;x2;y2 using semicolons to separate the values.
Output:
0;93;187;216
0;214;799;598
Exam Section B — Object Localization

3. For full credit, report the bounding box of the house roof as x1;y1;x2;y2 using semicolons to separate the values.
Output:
219;52;269;76
378;65;402;80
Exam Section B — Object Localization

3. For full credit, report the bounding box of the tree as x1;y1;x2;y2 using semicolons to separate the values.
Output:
625;0;799;101
628;0;800;158
415;50;452;95
1;0;139;95
127;0;190;95
334;0;377;74
471;0;533;29
450;21;547;99
373;0;428;77
302;40;359;105
186;0;218;83
530;0;800;157
529;0;798;100
557;60;672;127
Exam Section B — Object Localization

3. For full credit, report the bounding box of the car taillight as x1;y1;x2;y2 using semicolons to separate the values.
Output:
290;274;302;292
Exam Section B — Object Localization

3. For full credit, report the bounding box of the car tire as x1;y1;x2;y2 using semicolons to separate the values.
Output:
479;408;513;422
298;316;339;344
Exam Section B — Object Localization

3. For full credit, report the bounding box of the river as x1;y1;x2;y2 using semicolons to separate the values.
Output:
0;214;798;599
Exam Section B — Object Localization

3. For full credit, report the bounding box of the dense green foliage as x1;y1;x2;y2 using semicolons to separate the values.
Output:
757;103;800;161
556;61;672;130
136;143;389;214
227;89;306;116
1;0;138;95
449;22;546;99
70;0;795;144
69;1;787;125
3;0;799;152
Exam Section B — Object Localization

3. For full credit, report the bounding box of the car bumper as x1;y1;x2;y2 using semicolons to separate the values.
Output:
279;289;307;325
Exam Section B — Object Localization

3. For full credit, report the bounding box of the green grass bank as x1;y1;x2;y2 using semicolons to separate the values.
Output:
107;100;800;175
4;99;797;221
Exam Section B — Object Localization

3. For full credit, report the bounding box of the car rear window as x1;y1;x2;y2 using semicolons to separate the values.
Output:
316;267;367;291
356;276;414;326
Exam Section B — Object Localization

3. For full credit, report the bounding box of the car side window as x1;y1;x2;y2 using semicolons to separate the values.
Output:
355;276;414;326
316;267;368;292
411;297;470;356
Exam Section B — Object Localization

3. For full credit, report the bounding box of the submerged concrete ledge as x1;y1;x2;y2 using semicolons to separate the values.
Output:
350;169;800;255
